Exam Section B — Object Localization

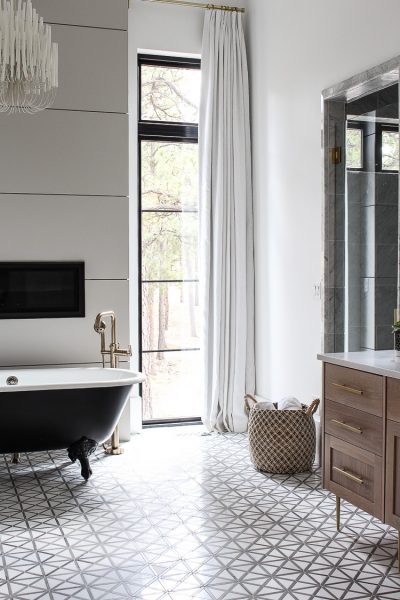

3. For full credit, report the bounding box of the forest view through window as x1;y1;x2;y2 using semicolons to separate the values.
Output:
139;54;201;423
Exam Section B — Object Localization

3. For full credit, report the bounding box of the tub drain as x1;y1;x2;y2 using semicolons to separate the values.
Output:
6;376;18;386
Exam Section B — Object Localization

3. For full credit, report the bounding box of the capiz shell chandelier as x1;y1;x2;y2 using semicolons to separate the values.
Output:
0;0;58;114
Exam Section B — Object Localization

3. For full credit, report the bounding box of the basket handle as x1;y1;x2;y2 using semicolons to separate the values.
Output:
306;398;320;416
244;394;257;414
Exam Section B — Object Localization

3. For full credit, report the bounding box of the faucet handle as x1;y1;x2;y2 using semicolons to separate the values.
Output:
113;345;132;358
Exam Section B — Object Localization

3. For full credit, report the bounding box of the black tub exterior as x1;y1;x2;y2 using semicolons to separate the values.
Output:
0;385;131;479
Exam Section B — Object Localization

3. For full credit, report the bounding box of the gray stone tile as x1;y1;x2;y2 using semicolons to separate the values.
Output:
376;172;398;206
324;101;346;197
326;242;345;288
325;244;334;289
347;171;375;207
334;333;344;353
376;326;394;351
376;244;398;279
375;277;397;326
334;287;345;335
324;287;335;335
326;194;345;243
375;205;398;245
347;282;361;324
323;333;335;353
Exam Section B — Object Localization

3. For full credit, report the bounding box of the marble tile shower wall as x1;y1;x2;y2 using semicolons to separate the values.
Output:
347;171;398;350
0;0;129;368
324;99;346;354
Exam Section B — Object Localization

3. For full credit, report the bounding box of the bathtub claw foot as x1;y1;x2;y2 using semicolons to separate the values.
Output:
11;452;21;464
67;437;97;480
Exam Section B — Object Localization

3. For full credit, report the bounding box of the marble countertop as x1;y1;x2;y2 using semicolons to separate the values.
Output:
317;349;400;379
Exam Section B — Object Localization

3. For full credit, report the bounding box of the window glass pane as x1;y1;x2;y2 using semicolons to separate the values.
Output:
139;58;201;423
141;141;198;211
142;212;198;281
142;351;201;421
346;127;363;169
141;65;200;123
142;282;200;352
382;130;399;171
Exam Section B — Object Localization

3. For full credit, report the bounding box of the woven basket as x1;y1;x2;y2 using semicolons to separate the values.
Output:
245;395;320;474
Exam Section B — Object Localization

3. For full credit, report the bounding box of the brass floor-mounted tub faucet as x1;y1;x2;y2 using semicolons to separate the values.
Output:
94;310;132;455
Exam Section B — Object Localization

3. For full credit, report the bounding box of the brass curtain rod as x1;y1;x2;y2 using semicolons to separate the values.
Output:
140;0;245;13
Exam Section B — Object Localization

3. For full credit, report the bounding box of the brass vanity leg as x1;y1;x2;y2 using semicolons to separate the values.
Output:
336;496;341;531
11;453;20;464
103;425;124;455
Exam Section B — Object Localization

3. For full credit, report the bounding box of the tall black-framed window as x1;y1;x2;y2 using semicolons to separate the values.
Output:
138;53;202;424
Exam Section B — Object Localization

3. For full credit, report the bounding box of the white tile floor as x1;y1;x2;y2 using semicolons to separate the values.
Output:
0;426;399;599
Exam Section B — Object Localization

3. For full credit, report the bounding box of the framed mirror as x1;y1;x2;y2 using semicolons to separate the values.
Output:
323;57;400;353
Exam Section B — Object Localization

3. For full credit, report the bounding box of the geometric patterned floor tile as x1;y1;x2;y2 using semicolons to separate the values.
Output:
0;426;399;599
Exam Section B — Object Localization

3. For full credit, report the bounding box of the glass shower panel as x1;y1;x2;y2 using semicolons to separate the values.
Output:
344;83;399;351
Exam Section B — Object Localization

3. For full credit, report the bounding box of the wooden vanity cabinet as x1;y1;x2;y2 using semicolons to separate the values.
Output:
323;364;384;521
386;420;400;529
386;378;400;530
322;361;400;563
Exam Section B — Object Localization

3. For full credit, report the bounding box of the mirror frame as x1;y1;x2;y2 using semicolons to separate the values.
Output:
322;55;400;354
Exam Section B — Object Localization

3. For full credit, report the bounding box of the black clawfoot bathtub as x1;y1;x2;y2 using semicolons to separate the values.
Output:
0;368;144;480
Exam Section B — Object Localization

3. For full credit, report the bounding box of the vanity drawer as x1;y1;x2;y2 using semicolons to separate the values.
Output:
324;364;383;417
387;378;400;423
324;435;383;520
325;400;383;455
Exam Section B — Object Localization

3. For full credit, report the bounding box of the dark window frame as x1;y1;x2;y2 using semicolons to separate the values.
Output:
346;121;365;171
376;123;399;172
138;53;201;426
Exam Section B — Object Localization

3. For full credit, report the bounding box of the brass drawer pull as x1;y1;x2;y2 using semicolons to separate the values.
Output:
331;419;362;434
332;382;363;396
333;466;364;485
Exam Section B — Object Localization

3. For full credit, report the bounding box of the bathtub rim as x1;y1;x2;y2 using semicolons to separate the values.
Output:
0;367;144;393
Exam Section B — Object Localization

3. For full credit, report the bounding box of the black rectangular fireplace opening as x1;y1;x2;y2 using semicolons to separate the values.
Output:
0;262;85;319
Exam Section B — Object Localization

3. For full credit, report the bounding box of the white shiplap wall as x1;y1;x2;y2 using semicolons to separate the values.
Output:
0;1;130;400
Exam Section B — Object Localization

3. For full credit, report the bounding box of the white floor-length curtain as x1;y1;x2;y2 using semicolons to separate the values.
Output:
200;9;255;433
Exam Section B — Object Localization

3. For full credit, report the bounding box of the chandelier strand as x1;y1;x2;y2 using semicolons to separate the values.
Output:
0;0;58;114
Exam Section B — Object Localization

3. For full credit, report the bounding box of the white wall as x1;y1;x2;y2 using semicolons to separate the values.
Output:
246;0;400;403
0;0;128;369
0;1;131;429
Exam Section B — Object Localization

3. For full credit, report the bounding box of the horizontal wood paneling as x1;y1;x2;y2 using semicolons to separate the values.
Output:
0;195;128;280
51;25;127;113
0;111;128;196
33;0;128;30
0;281;129;366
